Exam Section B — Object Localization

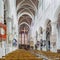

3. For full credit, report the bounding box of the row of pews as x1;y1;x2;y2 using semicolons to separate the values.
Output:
1;49;43;60
33;50;60;60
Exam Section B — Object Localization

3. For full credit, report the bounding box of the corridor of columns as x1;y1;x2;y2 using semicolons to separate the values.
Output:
0;0;60;60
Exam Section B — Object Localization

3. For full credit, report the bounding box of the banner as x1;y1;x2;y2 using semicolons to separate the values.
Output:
0;23;7;41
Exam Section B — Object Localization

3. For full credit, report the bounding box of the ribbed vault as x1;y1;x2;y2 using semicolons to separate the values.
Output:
18;14;32;25
16;0;38;33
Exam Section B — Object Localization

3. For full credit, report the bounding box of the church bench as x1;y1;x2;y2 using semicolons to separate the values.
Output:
5;49;43;60
33;50;60;60
0;58;5;60
5;57;43;60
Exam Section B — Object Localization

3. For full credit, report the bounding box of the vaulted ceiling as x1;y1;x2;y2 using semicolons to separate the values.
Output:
17;0;38;15
18;14;32;25
16;0;38;31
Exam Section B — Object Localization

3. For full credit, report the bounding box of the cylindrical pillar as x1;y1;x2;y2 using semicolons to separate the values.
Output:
50;22;57;52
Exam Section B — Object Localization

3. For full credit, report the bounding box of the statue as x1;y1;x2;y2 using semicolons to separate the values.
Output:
46;20;51;51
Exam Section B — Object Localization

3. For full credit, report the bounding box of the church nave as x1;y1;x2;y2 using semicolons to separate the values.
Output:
0;0;60;60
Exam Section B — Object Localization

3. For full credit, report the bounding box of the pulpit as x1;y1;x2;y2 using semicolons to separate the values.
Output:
0;23;7;41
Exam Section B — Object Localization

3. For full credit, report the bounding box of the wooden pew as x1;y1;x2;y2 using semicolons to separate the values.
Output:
0;58;5;60
33;50;60;60
5;49;43;60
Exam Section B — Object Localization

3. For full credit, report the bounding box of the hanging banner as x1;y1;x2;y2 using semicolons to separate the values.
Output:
0;23;7;41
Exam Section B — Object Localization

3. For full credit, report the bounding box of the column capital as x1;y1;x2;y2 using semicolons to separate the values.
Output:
51;21;57;25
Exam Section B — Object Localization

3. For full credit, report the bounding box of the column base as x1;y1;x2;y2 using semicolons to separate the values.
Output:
57;49;60;53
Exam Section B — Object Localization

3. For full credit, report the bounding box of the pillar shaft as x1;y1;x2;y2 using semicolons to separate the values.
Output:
50;22;57;52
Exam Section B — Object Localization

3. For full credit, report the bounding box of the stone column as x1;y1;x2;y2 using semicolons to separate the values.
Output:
6;0;18;51
50;22;57;52
57;21;60;52
42;29;46;51
0;0;4;58
6;18;13;53
37;31;40;50
0;0;4;23
39;34;43;50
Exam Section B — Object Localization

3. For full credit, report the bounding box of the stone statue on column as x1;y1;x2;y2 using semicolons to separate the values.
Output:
46;20;52;51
